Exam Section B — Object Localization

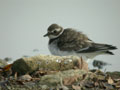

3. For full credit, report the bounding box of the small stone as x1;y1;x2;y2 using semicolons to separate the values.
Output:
19;74;32;81
0;59;7;67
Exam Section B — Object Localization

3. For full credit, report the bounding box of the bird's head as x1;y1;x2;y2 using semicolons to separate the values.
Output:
44;24;64;39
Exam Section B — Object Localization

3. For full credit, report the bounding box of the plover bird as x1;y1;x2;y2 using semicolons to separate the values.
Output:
44;24;117;62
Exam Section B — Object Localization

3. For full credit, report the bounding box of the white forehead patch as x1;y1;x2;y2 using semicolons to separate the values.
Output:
51;28;61;33
55;28;61;31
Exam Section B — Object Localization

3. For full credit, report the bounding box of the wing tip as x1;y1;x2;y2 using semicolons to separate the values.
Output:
106;45;117;50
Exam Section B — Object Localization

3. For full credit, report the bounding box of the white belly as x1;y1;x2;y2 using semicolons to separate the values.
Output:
49;43;77;56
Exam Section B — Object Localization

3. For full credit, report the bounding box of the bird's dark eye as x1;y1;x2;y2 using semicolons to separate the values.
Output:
53;30;57;33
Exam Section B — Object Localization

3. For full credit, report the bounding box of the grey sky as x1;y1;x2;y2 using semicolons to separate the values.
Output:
0;0;120;71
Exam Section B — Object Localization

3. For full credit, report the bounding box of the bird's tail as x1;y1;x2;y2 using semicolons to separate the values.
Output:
105;51;114;55
93;43;117;50
94;43;117;55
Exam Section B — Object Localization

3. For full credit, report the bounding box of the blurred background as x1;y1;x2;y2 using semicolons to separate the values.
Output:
0;0;120;71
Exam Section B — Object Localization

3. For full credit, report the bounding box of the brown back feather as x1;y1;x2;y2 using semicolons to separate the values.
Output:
57;28;92;51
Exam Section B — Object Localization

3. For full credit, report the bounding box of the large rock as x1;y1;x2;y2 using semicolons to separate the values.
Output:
39;69;87;87
12;55;88;75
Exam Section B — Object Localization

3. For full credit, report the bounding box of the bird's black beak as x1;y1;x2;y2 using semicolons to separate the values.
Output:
43;33;49;37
